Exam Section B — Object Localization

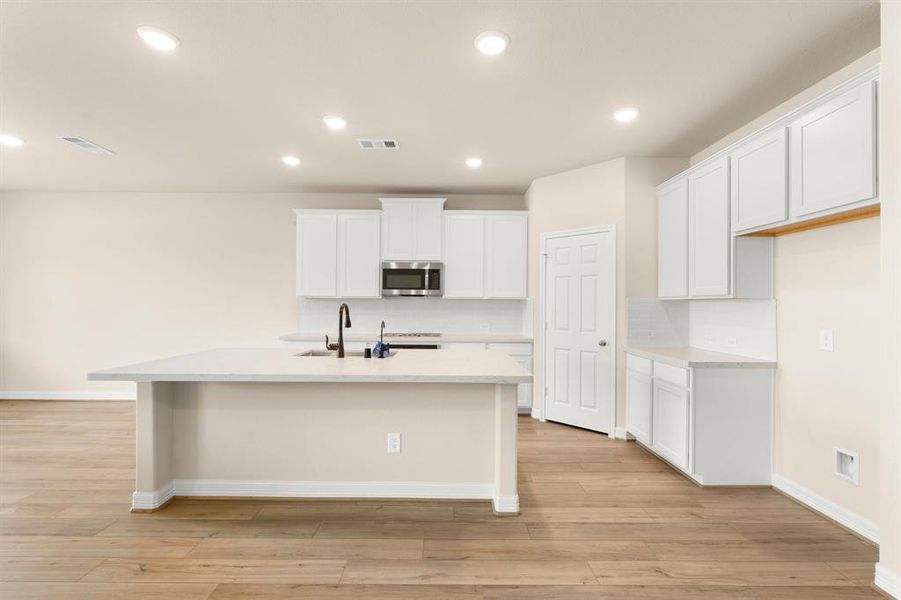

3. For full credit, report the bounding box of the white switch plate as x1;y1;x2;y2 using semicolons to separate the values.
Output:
386;433;401;454
818;329;835;352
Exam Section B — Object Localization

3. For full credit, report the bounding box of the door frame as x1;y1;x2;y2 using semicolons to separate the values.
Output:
536;225;617;438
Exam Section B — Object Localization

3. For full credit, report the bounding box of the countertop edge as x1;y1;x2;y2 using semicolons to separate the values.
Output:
87;373;532;384
625;346;777;369
279;332;534;343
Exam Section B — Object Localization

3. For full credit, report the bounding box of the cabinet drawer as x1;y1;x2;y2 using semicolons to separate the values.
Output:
487;342;532;356
653;361;689;387
626;354;652;376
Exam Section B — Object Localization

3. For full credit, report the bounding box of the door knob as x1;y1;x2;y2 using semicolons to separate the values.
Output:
598;340;608;347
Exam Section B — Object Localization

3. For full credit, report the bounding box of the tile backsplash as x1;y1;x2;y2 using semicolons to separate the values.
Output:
627;298;689;347
688;299;776;360
298;298;529;335
627;297;776;360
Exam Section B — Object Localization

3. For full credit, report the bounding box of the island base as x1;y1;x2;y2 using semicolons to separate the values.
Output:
132;381;519;513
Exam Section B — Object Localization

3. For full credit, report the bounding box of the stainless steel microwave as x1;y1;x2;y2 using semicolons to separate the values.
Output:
381;262;443;297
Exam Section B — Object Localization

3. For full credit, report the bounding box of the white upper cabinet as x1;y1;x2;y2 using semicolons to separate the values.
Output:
380;198;446;261
337;212;381;298
296;211;338;297
790;81;876;218
484;213;528;299
730;127;788;232
444;213;485;299
443;211;528;300
688;157;731;297
657;176;689;298
295;209;380;298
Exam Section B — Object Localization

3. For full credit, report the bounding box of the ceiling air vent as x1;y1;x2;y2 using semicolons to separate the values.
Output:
60;136;116;155
357;138;398;150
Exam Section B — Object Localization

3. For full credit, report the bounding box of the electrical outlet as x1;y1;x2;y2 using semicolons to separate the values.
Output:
818;329;835;352
725;336;738;348
386;433;401;454
704;334;715;345
479;323;490;331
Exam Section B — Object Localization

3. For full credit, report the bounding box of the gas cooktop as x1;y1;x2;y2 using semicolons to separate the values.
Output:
383;332;442;338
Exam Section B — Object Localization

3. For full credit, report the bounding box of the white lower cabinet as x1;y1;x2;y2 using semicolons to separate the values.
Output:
443;342;533;411
651;379;691;472
624;352;773;485
625;369;652;446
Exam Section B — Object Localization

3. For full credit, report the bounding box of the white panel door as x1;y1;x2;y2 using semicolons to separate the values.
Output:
381;202;415;260
657;177;689;298
544;229;615;433
731;127;788;232
443;213;484;298
296;212;338;297
485;214;528;299
688;157;731;297
790;81;876;217
414;202;445;260
652;378;690;472
338;212;381;298
625;369;652;446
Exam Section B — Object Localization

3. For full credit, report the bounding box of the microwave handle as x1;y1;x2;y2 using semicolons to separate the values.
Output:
424;269;430;291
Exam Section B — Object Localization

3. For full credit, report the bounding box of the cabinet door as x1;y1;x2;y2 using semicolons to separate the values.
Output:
443;213;485;298
652;379;690;472
381;202;414;260
790;81;876;217
689;157;731;297
731;128;788;232
625;369;652;446
414;202;444;260
515;355;533;410
484;214;527;299
338;212;381;298
296;212;338;297
657;177;689;298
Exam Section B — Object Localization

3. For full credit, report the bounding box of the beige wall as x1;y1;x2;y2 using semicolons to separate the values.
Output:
879;0;901;588
691;49;880;166
688;50;882;534
524;157;685;429
0;191;523;395
773;218;880;525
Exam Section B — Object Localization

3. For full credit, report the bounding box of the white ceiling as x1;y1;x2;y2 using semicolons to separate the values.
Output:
0;1;879;194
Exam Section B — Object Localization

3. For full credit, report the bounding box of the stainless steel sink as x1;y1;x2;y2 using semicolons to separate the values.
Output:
295;350;384;358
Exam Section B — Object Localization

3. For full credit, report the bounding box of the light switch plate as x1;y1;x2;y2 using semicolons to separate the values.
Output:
386;433;401;454
818;329;835;352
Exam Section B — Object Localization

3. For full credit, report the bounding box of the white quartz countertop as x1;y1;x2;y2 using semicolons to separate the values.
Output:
626;346;777;369
280;332;533;344
88;348;532;384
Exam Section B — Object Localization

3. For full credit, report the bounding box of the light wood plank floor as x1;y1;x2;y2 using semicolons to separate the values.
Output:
0;400;880;599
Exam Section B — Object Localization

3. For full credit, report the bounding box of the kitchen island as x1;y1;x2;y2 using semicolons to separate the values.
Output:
89;348;530;513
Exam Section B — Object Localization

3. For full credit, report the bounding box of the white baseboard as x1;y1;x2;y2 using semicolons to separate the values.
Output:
132;483;175;510
0;391;136;400
876;563;901;599
492;494;520;514
517;406;531;414
771;472;879;544
614;427;634;440
134;479;497;510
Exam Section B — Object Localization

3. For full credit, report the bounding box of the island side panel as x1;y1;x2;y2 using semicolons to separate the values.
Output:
133;381;175;511
493;383;519;513
168;381;497;498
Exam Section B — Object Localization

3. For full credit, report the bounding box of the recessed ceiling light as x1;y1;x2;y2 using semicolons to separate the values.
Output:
323;115;347;130
474;31;509;56
465;157;483;169
282;155;301;167
614;107;640;123
137;26;179;52
0;134;24;148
